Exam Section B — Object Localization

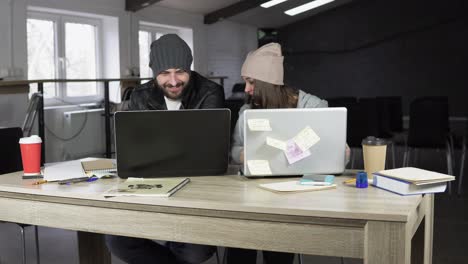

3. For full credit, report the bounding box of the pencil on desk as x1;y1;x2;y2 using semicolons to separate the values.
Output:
32;180;47;185
344;178;356;184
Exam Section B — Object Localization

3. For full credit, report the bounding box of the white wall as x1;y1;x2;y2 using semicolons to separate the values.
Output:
0;0;12;72
206;21;257;98
0;92;29;128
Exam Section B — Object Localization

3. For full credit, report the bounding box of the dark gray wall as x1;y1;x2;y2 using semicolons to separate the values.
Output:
279;0;468;115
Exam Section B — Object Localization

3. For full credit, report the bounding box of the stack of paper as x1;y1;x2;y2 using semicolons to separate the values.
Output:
372;167;455;195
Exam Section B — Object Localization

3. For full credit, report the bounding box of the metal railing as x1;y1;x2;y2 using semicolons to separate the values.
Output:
1;76;227;161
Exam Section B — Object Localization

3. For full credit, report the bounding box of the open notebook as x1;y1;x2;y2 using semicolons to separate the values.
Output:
81;159;116;174
43;158;116;181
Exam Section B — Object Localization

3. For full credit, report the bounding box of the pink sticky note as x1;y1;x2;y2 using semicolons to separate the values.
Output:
284;140;311;164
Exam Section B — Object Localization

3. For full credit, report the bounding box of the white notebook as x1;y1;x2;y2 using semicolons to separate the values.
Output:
375;167;455;185
43;160;85;181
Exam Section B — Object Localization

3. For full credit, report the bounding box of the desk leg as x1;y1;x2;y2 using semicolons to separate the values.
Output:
77;231;111;264
364;221;410;264
424;194;434;264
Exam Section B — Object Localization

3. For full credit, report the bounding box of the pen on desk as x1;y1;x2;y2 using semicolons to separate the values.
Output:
299;181;332;186
86;177;98;183
58;177;91;185
344;178;356;184
32;180;47;185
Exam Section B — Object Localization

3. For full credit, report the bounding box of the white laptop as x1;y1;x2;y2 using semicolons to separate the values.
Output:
243;108;347;177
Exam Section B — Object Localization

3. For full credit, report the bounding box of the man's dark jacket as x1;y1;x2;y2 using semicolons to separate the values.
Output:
127;71;224;110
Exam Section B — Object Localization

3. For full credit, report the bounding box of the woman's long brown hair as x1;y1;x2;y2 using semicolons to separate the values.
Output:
247;79;299;109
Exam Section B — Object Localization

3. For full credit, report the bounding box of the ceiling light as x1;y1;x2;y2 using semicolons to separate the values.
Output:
261;0;289;8
141;2;150;7
285;0;335;16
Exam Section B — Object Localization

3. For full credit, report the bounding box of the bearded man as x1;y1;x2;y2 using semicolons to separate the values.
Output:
127;34;224;111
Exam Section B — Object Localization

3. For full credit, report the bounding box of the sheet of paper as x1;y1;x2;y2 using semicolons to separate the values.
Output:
247;119;272;131
284;140;311;164
293;126;320;152
43;160;86;181
266;136;287;151
247;160;272;175
259;181;336;192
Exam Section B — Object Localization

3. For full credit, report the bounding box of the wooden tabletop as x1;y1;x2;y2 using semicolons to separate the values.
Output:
0;169;422;223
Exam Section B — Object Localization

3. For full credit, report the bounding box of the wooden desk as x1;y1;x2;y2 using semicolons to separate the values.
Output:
0;170;433;264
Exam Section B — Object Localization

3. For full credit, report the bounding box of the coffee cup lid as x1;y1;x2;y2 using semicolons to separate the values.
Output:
19;135;42;144
361;136;387;146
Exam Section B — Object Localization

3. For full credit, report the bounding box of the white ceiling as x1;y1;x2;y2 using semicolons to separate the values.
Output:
155;0;354;28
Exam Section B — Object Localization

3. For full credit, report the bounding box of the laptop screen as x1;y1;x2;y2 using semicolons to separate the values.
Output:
114;109;230;178
243;108;347;176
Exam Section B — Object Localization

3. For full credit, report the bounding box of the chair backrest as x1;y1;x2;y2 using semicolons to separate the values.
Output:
232;83;245;94
121;87;135;101
376;96;403;137
346;98;380;148
0;127;23;174
326;96;357;107
408;96;449;148
22;92;42;137
224;99;245;138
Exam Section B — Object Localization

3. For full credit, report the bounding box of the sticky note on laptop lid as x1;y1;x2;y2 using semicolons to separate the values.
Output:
247;160;272;175
293;126;320;152
248;119;272;131
284;139;311;164
266;137;287;151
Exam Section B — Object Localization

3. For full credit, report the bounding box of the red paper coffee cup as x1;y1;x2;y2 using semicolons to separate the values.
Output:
19;135;42;175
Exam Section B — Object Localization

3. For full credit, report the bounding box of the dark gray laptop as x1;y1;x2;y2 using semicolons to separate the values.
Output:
114;109;230;178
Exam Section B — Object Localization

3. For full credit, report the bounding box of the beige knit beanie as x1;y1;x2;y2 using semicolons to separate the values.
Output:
241;43;284;85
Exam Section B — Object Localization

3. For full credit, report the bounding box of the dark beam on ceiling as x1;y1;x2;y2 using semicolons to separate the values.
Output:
126;0;162;12
204;0;269;24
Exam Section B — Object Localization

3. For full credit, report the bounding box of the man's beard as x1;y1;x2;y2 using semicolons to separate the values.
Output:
158;81;187;100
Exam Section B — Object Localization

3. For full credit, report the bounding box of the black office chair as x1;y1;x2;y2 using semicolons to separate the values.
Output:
458;116;468;195
325;96;357;108
345;98;380;169
403;97;454;193
375;96;405;167
375;96;403;137
0;127;41;264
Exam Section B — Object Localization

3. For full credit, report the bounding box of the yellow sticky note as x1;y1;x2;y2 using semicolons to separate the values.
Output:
247;160;272;175
247;119;272;131
293;126;320;152
266;137;287;151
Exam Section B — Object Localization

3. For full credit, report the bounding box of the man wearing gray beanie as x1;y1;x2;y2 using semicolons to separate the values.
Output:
105;34;222;264
125;34;224;110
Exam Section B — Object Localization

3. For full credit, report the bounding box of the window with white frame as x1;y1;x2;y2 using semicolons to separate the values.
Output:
27;11;102;102
138;24;192;78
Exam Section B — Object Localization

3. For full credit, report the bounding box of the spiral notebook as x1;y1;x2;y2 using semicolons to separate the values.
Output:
81;159;116;174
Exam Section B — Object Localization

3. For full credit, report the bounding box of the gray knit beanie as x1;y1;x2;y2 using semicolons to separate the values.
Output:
149;34;193;75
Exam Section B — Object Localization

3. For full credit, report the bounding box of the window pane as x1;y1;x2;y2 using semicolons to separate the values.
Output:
65;22;97;97
27;18;57;98
155;33;164;40
139;30;152;78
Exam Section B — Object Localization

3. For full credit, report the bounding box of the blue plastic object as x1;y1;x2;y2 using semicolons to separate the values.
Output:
356;171;368;188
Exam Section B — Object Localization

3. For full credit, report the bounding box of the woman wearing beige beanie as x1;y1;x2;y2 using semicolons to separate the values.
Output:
227;43;328;264
231;43;329;165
